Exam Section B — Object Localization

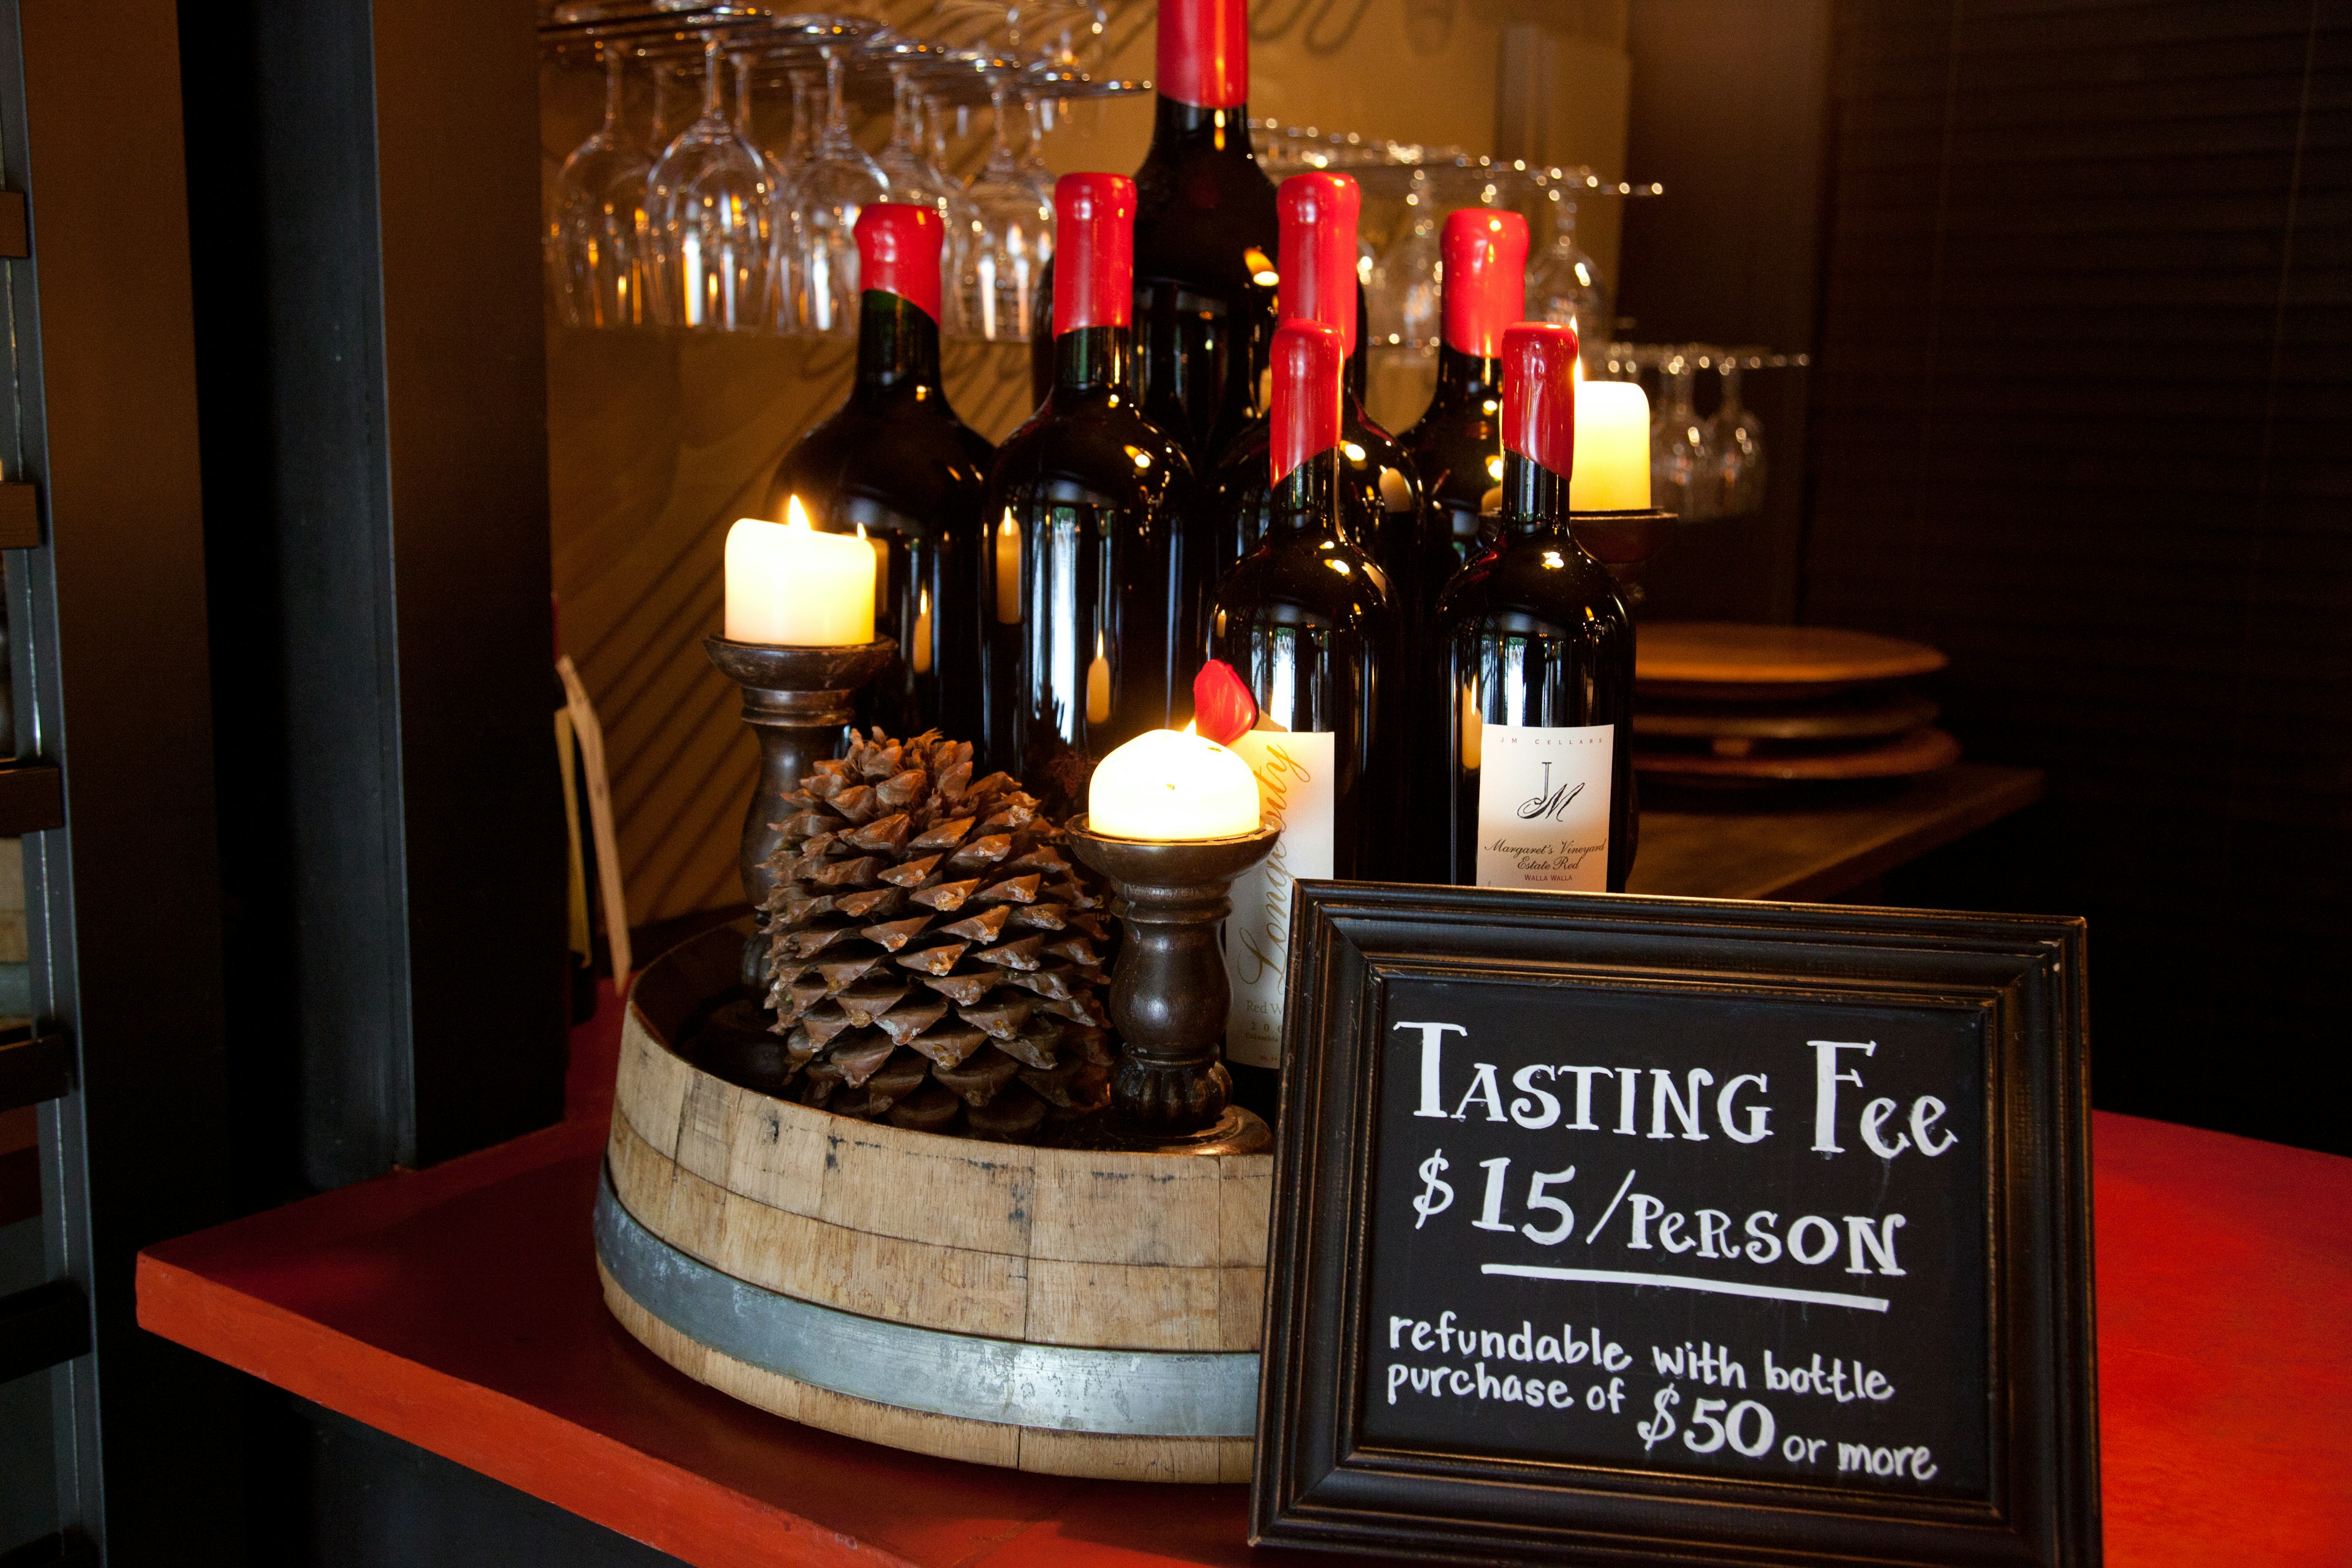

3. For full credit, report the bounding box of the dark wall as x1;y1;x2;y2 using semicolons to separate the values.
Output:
1618;0;1836;624
1809;0;2350;1154
1629;0;2351;1153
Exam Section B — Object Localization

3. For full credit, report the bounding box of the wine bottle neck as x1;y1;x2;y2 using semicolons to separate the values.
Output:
1428;342;1504;412
1499;449;1567;532
856;290;944;392
1055;325;1133;393
1143;97;1257;165
1270;447;1345;537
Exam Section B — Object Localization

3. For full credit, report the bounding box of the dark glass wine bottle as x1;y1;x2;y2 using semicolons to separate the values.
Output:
1435;322;1637;892
982;173;1199;815
1402;207;1530;584
760;202;995;736
1204;174;1430;598
1028;0;1278;467
1209;318;1397;1123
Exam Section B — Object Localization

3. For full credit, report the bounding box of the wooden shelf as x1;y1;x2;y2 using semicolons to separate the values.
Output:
134;987;2352;1568
1630;762;2045;902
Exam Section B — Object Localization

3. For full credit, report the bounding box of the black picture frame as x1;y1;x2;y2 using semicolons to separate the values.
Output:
1251;884;2097;1567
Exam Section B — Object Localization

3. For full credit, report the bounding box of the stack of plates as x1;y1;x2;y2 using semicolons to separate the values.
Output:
1632;623;1956;785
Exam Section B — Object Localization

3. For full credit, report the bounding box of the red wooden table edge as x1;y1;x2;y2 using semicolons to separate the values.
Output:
134;995;2352;1568
135;1246;916;1568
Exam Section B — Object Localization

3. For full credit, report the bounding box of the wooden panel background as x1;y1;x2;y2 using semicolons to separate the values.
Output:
1800;0;2351;1152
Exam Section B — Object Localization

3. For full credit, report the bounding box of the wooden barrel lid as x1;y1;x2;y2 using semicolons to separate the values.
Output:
1637;622;1948;700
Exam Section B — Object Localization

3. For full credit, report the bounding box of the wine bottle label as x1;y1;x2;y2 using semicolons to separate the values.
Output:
1474;723;1614;891
1222;729;1336;1070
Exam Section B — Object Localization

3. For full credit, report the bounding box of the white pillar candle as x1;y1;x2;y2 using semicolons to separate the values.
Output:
723;496;876;646
1569;379;1652;511
1088;729;1262;841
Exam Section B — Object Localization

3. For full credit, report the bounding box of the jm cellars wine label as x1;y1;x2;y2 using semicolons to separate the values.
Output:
1474;723;1615;891
1222;729;1336;1069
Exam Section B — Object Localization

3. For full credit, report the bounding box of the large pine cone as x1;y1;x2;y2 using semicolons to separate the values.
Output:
749;729;1115;1142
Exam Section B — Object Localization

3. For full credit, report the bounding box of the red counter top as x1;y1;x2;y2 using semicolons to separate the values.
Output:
137;997;2352;1567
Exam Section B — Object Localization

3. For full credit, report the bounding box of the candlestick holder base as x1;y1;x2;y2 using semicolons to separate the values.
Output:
1570;507;1682;609
704;636;898;987
1066;818;1280;1140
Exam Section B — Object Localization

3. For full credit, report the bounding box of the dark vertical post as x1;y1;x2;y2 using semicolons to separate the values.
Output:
184;0;567;1189
0;0;243;1555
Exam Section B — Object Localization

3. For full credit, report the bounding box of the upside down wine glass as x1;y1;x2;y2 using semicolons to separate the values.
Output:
1368;169;1441;356
1528;184;1612;378
791;44;891;336
1709;359;1768;515
551;47;654;327
647;39;775;331
876;63;979;336
1650;352;1720;519
962;79;1054;342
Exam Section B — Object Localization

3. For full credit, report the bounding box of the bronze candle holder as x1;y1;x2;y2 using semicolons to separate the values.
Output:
1569;507;1682;609
704;636;897;985
1066;818;1280;1152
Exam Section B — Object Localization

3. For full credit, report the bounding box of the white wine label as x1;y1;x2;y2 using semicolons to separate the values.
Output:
1223;729;1337;1071
1474;723;1614;891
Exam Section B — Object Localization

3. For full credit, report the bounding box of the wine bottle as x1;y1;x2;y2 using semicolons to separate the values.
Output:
1028;0;1279;467
1434;322;1637;892
760;202;994;736
1204;173;1430;600
1209;318;1397;1121
981;173;1199;813
1402;207;1530;582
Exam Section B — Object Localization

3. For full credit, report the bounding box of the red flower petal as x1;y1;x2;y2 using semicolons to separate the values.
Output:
1192;658;1258;747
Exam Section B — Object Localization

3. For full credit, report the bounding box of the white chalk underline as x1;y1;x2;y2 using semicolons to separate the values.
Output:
1481;1264;1892;1313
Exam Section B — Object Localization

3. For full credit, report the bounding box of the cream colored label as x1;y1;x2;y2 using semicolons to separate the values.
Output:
1474;723;1614;891
1223;729;1336;1071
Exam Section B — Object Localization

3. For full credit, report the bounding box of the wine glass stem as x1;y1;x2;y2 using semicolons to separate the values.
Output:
731;53;754;139
700;39;722;121
822;48;851;151
987;84;1016;175
890;67;921;157
602;47;624;134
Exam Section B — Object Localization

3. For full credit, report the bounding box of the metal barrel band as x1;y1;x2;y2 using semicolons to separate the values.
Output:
594;1165;1261;1438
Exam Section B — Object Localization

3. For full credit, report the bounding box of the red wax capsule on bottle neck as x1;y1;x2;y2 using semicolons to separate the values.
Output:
853;202;946;325
1271;318;1346;485
1502;321;1580;482
1158;0;1250;110
1276;172;1361;357
1441;209;1529;361
1052;172;1136;334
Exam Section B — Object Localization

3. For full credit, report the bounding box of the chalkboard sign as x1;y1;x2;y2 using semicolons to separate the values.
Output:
1251;887;2097;1567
